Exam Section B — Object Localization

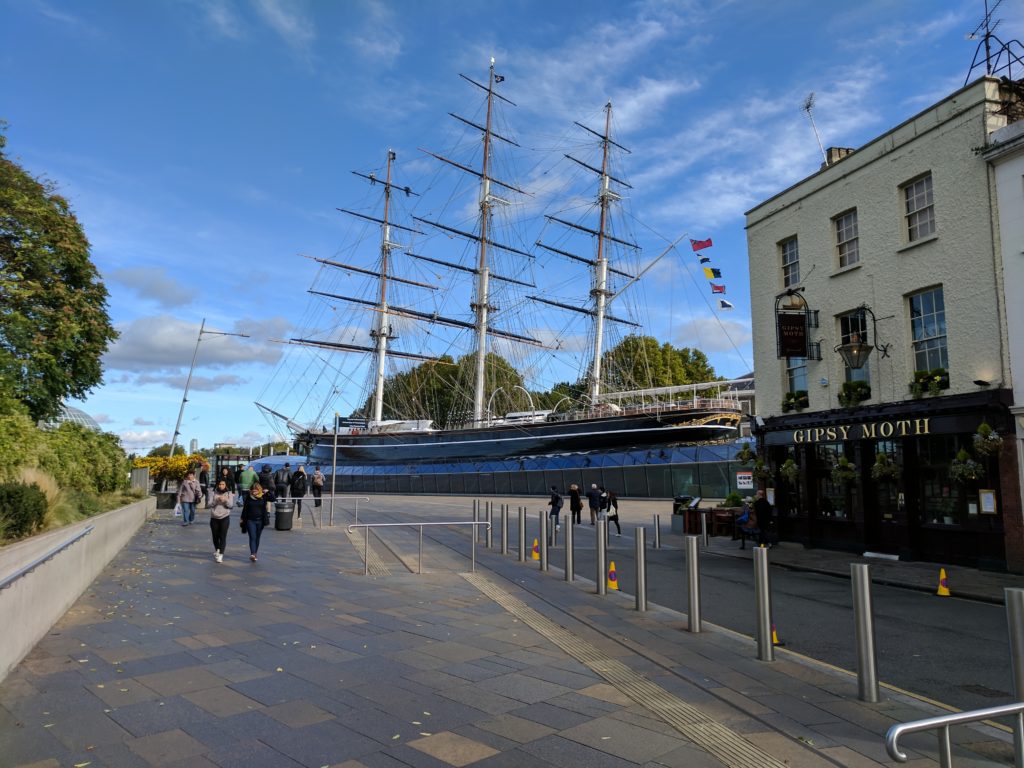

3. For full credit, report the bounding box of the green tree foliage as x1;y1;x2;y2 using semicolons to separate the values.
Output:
598;335;717;392
0;125;118;420
0;481;48;538
354;352;527;428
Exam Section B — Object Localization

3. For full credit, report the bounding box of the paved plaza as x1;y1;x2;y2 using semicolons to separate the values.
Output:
0;496;1017;767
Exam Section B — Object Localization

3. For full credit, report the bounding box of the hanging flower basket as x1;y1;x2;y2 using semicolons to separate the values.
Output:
973;423;1002;459
779;458;800;485
869;453;900;483
949;449;982;484
830;456;858;485
782;390;809;412
752;458;773;482
735;443;756;465
838;380;871;408
909;368;949;398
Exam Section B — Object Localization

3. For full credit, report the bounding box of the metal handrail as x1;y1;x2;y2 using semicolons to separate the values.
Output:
885;701;1024;766
0;525;95;591
347;521;491;575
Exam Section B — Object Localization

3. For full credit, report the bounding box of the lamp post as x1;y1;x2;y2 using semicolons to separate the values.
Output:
168;319;250;459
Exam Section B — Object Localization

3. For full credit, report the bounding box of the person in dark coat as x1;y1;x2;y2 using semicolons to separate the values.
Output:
241;482;274;562
547;485;563;531
218;466;236;493
273;463;292;501
585;484;602;525
752;489;773;546
605;489;621;536
568;484;582;525
258;465;275;493
311;466;324;508
289;466;308;518
198;464;210;507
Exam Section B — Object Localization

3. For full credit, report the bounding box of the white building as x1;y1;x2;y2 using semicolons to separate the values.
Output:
745;77;1023;571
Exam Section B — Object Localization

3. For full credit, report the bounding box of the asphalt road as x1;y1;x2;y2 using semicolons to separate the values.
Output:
337;496;1013;714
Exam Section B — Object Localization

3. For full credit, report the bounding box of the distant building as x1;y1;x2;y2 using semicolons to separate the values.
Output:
189;439;198;455
41;404;102;432
745;76;1023;571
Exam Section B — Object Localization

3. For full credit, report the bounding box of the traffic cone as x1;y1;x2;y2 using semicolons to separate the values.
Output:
607;561;619;591
771;623;784;646
936;568;951;597
531;538;540;561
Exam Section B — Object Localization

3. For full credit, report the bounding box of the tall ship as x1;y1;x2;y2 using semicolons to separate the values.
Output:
260;61;744;469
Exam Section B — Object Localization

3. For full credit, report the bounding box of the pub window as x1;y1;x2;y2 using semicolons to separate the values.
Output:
780;236;800;287
902;173;935;242
909;286;948;372
839;311;870;384
786;357;807;393
834;209;859;268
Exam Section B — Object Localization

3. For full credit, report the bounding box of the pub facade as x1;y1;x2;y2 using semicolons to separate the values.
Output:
745;77;1024;572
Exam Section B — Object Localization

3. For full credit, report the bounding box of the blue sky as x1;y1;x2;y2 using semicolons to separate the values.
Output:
3;0;1019;453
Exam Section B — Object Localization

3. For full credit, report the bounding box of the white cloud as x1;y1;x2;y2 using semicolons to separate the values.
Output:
119;429;170;451
673;316;752;355
109;266;194;309
102;314;290;373
132;373;248;391
253;0;315;53
201;0;245;40
347;1;403;66
92;413;113;424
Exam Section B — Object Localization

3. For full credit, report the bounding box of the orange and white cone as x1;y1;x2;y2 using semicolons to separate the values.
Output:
936;568;951;597
607;561;619;591
531;538;540;561
772;623;784;646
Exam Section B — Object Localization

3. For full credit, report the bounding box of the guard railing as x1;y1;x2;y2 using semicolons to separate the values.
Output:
885;702;1024;766
347;521;490;575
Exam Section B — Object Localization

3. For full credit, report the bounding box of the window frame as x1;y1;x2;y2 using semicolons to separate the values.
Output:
780;236;800;287
786;356;807;394
902;174;935;243
908;286;948;372
833;208;859;268
838;311;870;384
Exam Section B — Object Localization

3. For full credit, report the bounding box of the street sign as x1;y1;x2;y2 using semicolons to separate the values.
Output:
736;470;753;490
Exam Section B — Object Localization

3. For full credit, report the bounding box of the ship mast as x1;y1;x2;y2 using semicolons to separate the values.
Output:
371;150;398;423
471;61;498;424
588;102;616;403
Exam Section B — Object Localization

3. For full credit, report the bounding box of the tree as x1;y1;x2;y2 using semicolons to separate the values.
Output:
0;124;117;421
599;335;717;392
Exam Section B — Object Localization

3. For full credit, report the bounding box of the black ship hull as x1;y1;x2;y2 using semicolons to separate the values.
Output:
303;408;740;463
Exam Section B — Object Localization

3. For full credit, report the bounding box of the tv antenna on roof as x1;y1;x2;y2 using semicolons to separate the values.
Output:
802;92;827;165
964;0;1024;85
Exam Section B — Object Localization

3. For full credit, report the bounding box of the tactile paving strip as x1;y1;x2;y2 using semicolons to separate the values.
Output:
464;572;791;768
346;528;392;575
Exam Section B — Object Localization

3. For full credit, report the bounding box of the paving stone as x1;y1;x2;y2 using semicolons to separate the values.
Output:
559;714;688;763
263;698;335;727
476;671;572;704
509;701;593;730
106;693;212;738
182;684;264;717
475;712;557;743
126;727;207;765
407;730;501;766
519;733;642;767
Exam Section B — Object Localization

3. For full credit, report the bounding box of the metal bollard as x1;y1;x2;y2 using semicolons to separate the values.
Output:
1006;588;1024;766
500;504;509;555
539;511;548;571
635;528;647;611
851;563;880;702
472;502;479;544
486;502;493;549
686;535;702;633
700;511;709;548
596;519;607;595
565;516;574;582
653;514;661;549
754;546;774;661
518;506;526;562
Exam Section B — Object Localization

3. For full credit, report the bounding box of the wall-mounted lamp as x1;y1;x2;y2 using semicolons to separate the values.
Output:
833;305;890;370
973;379;991;388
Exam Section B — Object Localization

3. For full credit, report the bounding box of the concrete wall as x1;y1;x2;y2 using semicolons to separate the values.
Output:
746;78;1011;417
0;496;155;683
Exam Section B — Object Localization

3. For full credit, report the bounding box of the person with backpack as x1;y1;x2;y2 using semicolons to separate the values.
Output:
290;465;308;519
547;485;563;532
568;483;582;525
605;488;621;536
273;463;292;501
311;466;325;508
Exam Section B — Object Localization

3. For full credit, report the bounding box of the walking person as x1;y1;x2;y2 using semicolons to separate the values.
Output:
258;464;275;494
198;463;210;508
273;463;292;502
547;485;563;533
241;482;274;562
586;483;602;525
290;465;308;519
217;466;236;494
568;483;582;525
209;479;234;562
238;465;257;502
311;466;324;508
177;469;202;526
605;488;621;536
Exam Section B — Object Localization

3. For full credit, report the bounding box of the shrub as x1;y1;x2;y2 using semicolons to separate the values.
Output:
721;491;744;508
0;482;48;539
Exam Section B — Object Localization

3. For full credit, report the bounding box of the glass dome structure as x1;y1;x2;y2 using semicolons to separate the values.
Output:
45;405;103;432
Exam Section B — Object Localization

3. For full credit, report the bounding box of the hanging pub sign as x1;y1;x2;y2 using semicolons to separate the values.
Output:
777;312;808;357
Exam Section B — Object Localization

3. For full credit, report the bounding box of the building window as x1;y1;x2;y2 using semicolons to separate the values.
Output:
903;174;935;242
834;209;859;268
786;357;807;393
909;286;948;372
780;236;800;287
839;311;870;384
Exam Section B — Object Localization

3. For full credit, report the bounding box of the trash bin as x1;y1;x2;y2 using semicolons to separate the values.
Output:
672;495;692;516
274;501;293;531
